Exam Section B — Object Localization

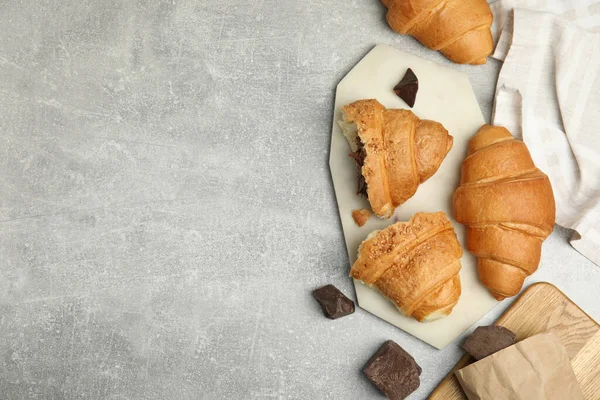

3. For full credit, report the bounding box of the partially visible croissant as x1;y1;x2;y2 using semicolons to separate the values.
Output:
351;212;462;322
339;99;453;219
382;0;494;65
453;125;556;300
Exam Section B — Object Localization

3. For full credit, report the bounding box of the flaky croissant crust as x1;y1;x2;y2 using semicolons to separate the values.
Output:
453;125;556;300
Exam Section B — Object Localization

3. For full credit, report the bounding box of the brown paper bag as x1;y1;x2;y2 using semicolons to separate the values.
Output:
455;331;584;400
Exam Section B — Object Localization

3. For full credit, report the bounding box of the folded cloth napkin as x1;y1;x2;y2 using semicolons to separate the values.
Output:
490;0;600;60
489;0;600;266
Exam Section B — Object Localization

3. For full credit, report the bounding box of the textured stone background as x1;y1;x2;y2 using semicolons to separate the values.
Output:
1;1;599;399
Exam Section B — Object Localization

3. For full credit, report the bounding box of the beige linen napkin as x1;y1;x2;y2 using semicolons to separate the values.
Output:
490;0;600;61
489;0;600;266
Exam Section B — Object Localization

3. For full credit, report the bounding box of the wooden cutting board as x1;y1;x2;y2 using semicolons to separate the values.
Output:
429;282;600;399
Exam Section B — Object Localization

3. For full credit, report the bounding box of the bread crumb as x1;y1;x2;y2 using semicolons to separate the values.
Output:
352;209;371;227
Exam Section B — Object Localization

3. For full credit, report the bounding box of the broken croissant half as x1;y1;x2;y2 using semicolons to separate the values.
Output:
351;212;462;322
339;99;453;218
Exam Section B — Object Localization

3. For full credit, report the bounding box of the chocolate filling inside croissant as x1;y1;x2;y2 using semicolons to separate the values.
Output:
348;136;368;197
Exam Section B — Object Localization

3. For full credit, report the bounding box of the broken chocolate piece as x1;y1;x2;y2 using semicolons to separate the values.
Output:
363;340;421;400
312;284;355;319
393;68;419;108
462;325;517;360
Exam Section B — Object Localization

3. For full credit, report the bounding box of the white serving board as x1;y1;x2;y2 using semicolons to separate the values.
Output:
329;44;498;349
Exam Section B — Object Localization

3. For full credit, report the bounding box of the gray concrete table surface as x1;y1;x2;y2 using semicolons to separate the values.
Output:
1;1;598;399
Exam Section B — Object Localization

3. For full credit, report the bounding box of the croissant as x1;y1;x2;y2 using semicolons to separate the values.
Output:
453;125;556;300
382;0;494;65
351;212;462;322
339;99;453;219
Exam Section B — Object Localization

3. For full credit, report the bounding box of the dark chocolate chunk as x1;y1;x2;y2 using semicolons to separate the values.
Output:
363;340;421;400
393;68;419;108
462;325;517;360
312;284;355;319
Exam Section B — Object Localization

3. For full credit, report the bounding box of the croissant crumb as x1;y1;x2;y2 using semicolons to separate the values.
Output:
352;209;371;227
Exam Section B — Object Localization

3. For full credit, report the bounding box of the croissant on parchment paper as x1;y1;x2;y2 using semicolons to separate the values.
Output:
382;0;494;65
351;212;462;322
339;99;453;219
453;125;556;300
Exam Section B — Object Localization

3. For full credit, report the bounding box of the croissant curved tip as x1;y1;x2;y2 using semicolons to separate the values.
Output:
492;293;507;301
467;124;513;155
446;135;454;154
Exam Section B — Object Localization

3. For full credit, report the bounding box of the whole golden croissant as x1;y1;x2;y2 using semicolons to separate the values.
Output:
339;99;453;218
453;125;556;300
351;212;462;322
382;0;494;65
